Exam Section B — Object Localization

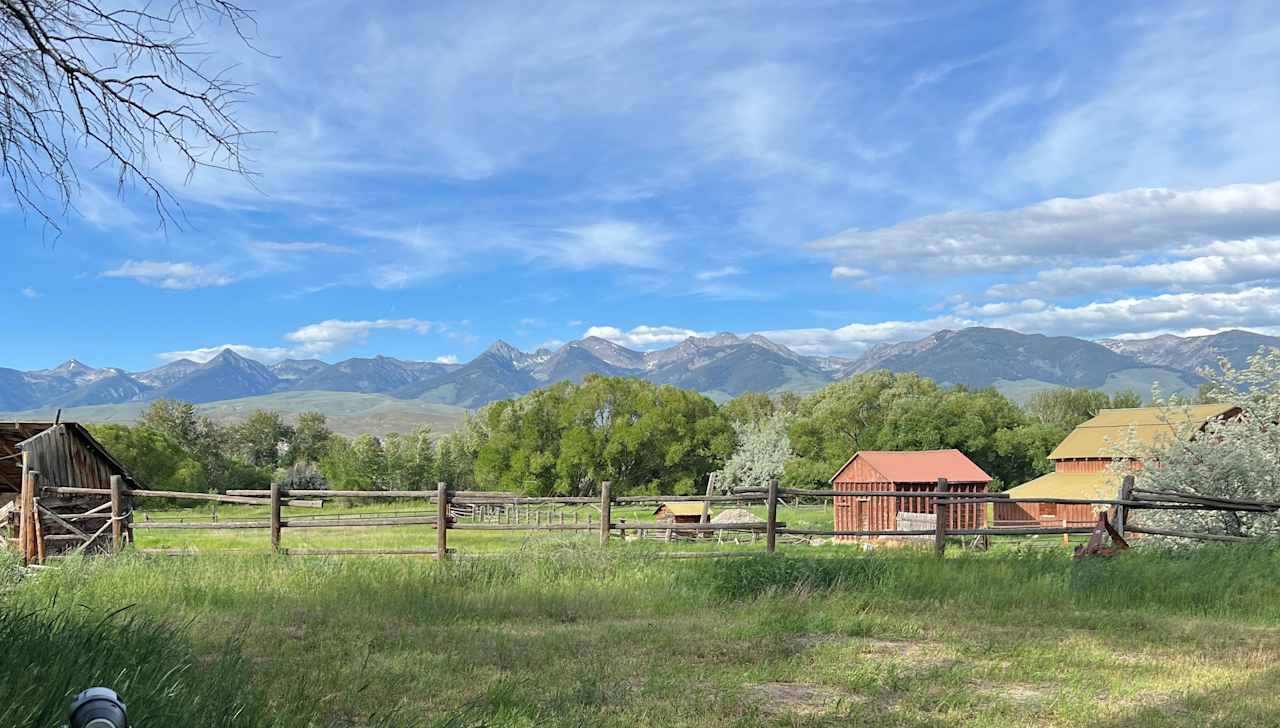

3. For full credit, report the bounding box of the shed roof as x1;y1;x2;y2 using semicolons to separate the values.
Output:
1006;471;1121;501
830;449;992;485
1049;404;1239;460
654;502;706;517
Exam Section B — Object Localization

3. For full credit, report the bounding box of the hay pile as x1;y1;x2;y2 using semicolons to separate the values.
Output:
711;508;763;524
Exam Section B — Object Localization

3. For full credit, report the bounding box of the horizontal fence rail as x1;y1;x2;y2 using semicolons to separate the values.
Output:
12;472;1274;564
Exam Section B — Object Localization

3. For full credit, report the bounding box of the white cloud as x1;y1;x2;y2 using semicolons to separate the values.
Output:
433;355;459;364
758;315;973;357
158;344;293;364
101;260;235;290
284;319;439;356
20;287;38;299
584;324;712;349
830;266;867;280
160;318;443;364
696;266;745;281
990;237;1280;297
812;181;1280;273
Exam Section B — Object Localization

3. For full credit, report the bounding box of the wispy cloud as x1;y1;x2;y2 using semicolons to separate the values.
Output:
101;261;235;290
21;287;39;299
812;181;1280;274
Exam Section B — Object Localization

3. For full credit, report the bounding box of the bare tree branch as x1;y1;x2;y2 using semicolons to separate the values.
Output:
0;0;260;234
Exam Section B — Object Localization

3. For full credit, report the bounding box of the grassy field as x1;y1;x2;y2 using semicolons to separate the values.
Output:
5;537;1280;727
126;501;836;554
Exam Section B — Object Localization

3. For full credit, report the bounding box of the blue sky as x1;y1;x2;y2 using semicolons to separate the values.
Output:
9;0;1280;371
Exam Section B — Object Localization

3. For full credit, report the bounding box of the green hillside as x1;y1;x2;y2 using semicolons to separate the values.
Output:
0;391;470;438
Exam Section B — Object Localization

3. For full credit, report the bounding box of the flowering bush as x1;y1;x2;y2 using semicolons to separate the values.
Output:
1125;347;1280;543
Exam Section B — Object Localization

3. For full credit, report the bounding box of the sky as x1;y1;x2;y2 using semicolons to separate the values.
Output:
8;0;1280;372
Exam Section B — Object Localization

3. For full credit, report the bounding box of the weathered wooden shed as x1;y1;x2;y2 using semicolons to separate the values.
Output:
996;405;1240;527
0;422;138;562
831;450;991;542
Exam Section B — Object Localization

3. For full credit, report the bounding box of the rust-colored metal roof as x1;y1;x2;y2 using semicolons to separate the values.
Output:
830;449;992;484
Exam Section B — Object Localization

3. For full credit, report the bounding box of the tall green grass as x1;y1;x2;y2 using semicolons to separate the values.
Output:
5;542;1280;726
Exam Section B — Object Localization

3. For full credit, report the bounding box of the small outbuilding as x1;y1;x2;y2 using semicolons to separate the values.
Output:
1;422;139;562
830;450;991;542
654;502;706;524
997;404;1239;527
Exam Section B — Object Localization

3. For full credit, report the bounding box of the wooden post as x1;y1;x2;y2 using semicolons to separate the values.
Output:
110;474;124;553
599;481;612;546
1115;474;1134;539
270;481;282;553
32;495;46;564
1062;517;1069;546
700;472;716;524
934;477;949;558
17;454;31;565
436;481;449;560
766;478;779;554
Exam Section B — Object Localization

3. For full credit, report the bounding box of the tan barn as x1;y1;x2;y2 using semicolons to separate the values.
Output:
1;422;139;561
831;450;992;542
997;405;1240;526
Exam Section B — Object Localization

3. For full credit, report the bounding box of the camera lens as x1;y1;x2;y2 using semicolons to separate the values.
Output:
68;688;128;728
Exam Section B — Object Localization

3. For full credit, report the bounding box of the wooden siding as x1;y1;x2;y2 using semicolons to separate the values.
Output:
993;501;1099;527
833;455;988;541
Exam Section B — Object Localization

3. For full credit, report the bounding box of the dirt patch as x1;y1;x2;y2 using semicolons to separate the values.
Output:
974;681;1055;707
794;636;954;669
746;682;867;717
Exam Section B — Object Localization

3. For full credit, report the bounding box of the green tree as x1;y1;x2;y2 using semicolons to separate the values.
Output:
288;411;334;465
472;375;732;496
1025;388;1145;432
88;424;206;492
230;410;293;469
721;392;776;425
138;399;263;492
383;426;436;490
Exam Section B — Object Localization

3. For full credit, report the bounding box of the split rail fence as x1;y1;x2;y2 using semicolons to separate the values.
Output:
11;470;1278;563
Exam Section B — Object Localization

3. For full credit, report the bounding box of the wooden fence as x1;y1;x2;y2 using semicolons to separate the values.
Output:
12;472;1278;563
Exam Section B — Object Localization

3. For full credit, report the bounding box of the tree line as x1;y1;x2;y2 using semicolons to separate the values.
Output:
90;372;1150;500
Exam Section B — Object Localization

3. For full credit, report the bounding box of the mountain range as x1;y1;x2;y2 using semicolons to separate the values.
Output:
2;328;1277;416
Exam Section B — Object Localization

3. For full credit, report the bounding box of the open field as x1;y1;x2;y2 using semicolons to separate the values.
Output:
5;540;1280;727
0;391;471;437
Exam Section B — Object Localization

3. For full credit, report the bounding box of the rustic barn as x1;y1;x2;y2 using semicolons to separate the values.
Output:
654;502;706;524
0;422;139;562
831;450;991;542
996;404;1240;527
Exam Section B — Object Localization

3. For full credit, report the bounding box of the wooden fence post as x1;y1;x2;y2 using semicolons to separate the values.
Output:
270;481;282;553
766;478;779;554
436;481;450;560
17;455;31;565
934;477;949;558
599;481;612;546
1115;474;1134;539
110;474;124;553
701;472;716;524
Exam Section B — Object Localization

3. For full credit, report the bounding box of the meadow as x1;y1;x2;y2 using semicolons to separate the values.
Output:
4;535;1280;727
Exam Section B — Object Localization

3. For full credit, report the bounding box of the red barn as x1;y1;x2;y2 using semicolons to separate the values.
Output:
830;450;991;542
997;404;1240;527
